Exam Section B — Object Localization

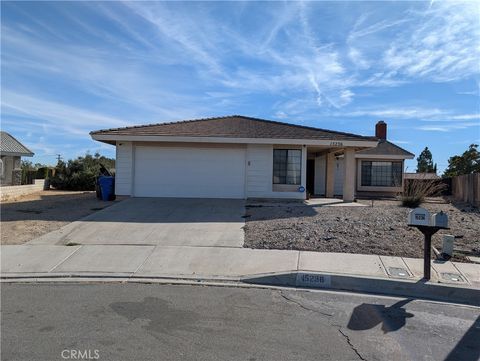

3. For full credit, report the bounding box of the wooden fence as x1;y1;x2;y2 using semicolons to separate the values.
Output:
451;173;480;207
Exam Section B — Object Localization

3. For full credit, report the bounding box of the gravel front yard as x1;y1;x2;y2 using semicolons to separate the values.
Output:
1;190;117;245
244;198;480;261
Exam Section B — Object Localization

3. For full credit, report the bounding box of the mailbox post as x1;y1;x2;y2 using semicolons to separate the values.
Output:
407;208;449;280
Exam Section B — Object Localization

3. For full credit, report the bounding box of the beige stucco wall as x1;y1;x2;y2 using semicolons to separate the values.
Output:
115;141;308;199
247;144;306;199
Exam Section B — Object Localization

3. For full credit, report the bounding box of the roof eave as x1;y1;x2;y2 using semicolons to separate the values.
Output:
0;151;34;157
91;134;378;148
355;154;414;160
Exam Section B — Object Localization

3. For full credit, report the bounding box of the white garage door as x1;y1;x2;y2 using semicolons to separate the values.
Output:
133;146;246;199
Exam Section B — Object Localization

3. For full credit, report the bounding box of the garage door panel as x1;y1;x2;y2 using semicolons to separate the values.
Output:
133;146;246;198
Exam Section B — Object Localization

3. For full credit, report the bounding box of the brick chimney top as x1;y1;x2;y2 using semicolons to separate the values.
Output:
375;121;387;140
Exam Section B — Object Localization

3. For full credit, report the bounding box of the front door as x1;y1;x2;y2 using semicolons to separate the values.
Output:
306;159;315;196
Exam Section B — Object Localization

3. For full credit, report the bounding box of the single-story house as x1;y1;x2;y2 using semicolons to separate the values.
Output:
91;115;414;201
0;131;34;186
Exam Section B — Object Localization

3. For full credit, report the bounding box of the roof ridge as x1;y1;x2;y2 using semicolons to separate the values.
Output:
232;115;375;140
90;115;376;140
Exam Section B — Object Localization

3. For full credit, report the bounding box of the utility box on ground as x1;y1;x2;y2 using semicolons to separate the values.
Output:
442;235;455;258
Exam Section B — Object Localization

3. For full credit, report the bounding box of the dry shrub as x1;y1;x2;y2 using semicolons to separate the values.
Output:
401;178;446;208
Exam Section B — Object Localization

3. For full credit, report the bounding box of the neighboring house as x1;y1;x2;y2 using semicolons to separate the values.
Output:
0;131;34;186
403;172;443;195
404;172;440;180
91;115;413;201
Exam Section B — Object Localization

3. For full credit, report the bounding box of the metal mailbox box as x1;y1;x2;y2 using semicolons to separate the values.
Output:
408;207;431;227
431;211;448;228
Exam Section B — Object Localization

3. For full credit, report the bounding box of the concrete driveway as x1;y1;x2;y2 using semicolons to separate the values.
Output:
29;198;246;247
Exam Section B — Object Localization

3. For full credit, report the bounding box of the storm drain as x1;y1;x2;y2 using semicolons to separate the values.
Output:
440;273;465;283
388;267;410;278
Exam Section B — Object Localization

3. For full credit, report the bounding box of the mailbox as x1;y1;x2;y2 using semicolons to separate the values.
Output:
431;211;448;228
408;208;431;226
407;208;449;280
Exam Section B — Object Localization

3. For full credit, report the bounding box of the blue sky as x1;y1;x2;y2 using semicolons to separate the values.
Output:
1;1;479;173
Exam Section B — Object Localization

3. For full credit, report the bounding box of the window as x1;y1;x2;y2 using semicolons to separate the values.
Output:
273;149;301;185
0;158;3;179
361;161;402;187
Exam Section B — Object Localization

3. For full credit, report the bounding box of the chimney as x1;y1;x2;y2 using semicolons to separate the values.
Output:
375;121;387;140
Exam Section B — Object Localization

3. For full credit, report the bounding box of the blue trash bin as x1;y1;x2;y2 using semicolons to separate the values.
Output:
98;176;114;201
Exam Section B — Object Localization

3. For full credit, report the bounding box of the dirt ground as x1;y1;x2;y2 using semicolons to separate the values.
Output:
1;190;118;245
244;197;480;262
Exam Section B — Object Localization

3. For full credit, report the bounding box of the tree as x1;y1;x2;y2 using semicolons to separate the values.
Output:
21;160;34;170
50;153;115;191
416;147;436;173
443;144;480;177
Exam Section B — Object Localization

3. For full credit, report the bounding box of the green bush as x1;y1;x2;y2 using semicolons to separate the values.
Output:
36;167;51;179
50;153;115;191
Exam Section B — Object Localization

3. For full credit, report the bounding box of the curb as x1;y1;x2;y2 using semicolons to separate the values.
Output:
243;271;480;307
2;271;479;307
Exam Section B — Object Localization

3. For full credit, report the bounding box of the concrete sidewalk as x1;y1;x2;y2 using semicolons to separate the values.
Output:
2;244;479;305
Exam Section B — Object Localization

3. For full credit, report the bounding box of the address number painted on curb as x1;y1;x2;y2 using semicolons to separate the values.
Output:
296;273;331;288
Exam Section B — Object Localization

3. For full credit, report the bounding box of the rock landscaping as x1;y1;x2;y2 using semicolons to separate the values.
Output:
244;198;480;262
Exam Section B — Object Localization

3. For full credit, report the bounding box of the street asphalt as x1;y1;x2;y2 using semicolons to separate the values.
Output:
1;283;479;361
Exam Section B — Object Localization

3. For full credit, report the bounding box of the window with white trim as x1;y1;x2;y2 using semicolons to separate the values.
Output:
273;149;301;185
361;161;402;187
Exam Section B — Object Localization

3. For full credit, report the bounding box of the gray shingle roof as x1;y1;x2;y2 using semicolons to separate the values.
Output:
0;131;34;156
91;115;377;142
356;140;414;157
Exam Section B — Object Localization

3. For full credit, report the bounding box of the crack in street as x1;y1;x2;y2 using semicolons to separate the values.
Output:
279;290;334;317
338;327;367;361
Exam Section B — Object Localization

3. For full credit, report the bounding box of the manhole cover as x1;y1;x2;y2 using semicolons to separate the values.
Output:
440;273;464;282
388;267;410;278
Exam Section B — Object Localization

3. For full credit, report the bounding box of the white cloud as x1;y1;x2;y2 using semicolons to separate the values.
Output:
416;122;478;132
123;2;225;75
337;107;445;119
451;114;480;120
2;0;478;136
349;16;412;40
328;105;479;137
382;2;480;82
1;91;132;136
348;47;370;69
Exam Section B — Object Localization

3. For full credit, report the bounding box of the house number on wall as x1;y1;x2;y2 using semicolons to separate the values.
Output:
330;141;343;147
